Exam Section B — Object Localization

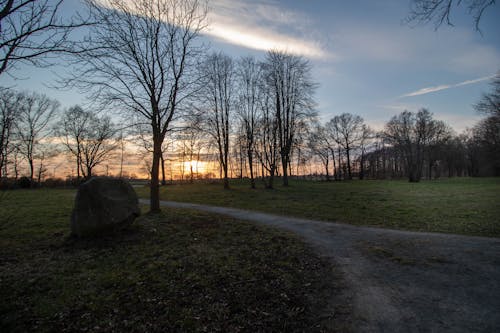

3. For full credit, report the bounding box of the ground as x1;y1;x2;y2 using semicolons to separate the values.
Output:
1;178;499;332
136;177;500;237
153;199;500;332
0;189;346;332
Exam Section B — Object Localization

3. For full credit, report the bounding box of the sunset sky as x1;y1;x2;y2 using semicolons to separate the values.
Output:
1;0;499;133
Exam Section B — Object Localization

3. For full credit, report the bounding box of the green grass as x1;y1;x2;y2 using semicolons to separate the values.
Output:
136;177;500;237
0;189;348;332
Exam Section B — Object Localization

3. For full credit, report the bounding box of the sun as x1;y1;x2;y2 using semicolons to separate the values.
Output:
182;160;206;174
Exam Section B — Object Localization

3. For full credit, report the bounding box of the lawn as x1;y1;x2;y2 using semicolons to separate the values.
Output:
0;189;348;332
136;177;500;237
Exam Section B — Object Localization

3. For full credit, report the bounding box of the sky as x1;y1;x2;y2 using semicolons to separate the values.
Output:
1;0;499;133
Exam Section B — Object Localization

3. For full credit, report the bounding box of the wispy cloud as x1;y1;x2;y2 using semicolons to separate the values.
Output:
96;0;329;59
400;75;494;98
206;0;330;59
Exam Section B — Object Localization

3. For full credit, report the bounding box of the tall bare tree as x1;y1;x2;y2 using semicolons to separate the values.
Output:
475;73;500;117
178;113;204;183
236;56;261;188
358;124;374;180
264;50;316;186
56;105;117;179
66;0;207;212
55;105;86;180
0;0;87;76
308;123;331;181
0;88;18;178
472;74;500;175
384;109;445;182
200;52;234;189
327;113;364;180
255;88;279;189
15;91;59;183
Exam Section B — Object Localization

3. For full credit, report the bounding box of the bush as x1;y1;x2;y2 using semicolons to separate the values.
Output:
0;178;18;190
17;177;32;189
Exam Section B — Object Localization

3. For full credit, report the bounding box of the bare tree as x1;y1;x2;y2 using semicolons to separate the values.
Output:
308;123;331;181
55;105;86;180
65;0;207;212
406;0;496;31
255;88;279;189
384;109;445;182
236;56;261;188
178;114;204;182
475;73;500;117
0;87;19;178
0;0;87;76
15;91;59;183
358;124;374;180
327;113;364;180
200;52;234;189
471;75;500;175
264;50;316;186
56;106;117;180
79;115;117;179
424;120;452;179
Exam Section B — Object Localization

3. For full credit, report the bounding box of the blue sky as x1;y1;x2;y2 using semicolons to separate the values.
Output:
1;0;499;132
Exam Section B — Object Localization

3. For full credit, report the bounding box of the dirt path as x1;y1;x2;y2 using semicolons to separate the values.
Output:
140;199;500;332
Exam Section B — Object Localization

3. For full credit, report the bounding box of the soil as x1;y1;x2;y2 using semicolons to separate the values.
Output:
141;199;500;332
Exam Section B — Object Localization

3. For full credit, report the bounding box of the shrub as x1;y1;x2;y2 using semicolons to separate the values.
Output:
17;177;32;189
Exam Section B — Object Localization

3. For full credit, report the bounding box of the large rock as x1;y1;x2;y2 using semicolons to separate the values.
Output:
71;177;140;237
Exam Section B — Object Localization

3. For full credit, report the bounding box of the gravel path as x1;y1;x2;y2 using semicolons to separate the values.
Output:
140;199;500;332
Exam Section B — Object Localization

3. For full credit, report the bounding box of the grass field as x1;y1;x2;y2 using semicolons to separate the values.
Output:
136;177;500;237
0;189;347;332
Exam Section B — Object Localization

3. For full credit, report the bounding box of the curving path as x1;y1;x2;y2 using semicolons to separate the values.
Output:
140;199;500;332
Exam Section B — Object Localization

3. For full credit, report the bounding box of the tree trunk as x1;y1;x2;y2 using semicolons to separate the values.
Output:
346;146;352;180
325;157;330;181
28;158;34;185
330;149;337;181
76;148;81;181
160;153;166;185
408;163;420;182
248;150;255;189
359;152;365;180
223;160;229;189
282;154;289;186
267;165;275;189
150;138;161;213
337;146;342;180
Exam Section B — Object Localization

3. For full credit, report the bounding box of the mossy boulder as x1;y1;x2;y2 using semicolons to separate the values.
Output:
71;177;140;237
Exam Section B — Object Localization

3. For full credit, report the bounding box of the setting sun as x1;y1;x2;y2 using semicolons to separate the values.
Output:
182;160;207;174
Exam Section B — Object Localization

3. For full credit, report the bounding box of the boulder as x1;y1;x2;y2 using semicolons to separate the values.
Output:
71;177;140;237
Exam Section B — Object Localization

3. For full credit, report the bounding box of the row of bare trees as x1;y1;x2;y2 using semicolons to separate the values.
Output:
1;0;498;212
0;89;119;185
194;51;316;189
306;74;499;183
0;89;58;182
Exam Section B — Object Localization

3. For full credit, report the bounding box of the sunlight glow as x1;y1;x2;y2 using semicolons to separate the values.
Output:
182;160;206;174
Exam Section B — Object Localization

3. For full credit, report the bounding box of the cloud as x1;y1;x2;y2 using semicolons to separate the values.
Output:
96;0;330;59
400;75;494;98
205;0;330;59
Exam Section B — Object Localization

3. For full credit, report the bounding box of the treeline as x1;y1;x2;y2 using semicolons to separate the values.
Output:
1;69;499;189
0;90;121;187
310;105;499;183
1;0;498;197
